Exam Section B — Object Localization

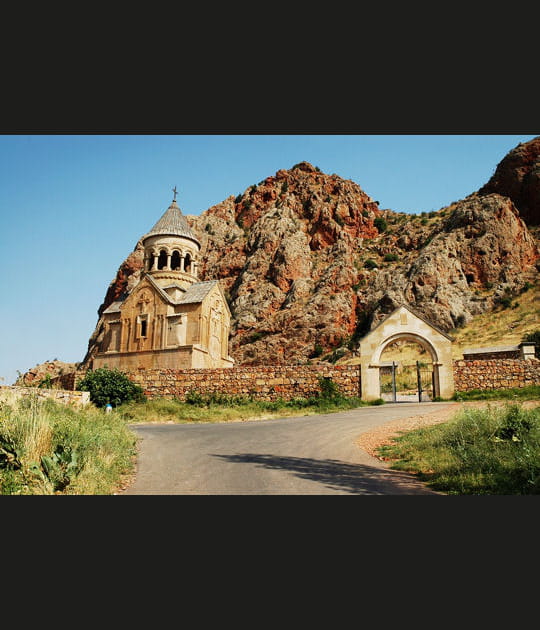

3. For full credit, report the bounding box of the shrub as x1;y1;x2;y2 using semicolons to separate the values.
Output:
77;368;145;408
383;253;399;262
364;259;378;270
318;376;342;400
373;217;387;233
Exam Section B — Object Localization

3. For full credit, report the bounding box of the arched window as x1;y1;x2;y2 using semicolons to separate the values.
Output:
171;250;181;270
158;249;168;270
184;253;192;273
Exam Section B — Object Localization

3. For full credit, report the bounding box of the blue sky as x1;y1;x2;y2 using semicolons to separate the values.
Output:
0;133;537;385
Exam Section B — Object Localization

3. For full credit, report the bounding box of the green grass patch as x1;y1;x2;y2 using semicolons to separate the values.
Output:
117;376;383;425
117;391;381;425
453;385;540;401
0;395;137;495
377;403;540;495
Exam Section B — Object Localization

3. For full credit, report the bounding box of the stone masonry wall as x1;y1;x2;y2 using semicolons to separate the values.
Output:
0;385;90;407
124;364;361;401
48;358;539;401
453;359;540;392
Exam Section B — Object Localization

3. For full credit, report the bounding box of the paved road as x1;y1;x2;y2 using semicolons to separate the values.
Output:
121;402;454;495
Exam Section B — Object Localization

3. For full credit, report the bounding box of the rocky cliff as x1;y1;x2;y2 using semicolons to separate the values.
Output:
479;136;540;226
79;140;539;369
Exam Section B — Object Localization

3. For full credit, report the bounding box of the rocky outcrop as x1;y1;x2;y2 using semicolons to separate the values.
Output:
67;142;539;373
364;193;539;331
14;360;80;387
479;136;540;226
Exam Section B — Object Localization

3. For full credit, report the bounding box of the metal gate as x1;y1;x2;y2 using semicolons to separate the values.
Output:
380;360;434;402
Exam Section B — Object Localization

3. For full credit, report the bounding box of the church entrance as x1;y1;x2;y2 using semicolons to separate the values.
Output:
379;336;436;402
357;305;454;402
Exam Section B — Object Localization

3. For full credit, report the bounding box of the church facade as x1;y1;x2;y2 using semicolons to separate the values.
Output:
91;193;234;371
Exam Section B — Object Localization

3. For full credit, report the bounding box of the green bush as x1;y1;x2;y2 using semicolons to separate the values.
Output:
364;259;378;270
383;253;399;262
373;217;387;233
318;376;343;400
77;368;145;408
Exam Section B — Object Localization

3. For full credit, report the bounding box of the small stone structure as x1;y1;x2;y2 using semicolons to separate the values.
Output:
461;342;536;361
358;305;455;401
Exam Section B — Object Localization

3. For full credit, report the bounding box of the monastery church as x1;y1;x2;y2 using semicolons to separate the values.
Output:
91;191;235;371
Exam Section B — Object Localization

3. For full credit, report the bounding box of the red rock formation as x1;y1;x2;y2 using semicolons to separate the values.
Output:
73;154;539;373
479;136;540;226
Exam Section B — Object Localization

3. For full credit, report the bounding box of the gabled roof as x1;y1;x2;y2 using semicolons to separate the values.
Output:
369;303;455;342
144;275;224;308
142;200;201;248
102;301;123;314
142;274;180;304
112;274;228;312
179;280;219;304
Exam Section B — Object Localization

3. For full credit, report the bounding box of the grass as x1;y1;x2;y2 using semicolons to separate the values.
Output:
452;385;540;401
451;283;539;358
377;402;540;494
0;395;137;495
0;388;384;494
116;392;384;425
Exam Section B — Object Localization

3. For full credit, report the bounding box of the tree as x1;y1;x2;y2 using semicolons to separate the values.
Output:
77;368;146;408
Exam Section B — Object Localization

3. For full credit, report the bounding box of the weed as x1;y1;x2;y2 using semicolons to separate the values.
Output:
378;403;540;494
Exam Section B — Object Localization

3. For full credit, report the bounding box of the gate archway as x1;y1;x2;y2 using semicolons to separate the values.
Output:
358;305;454;401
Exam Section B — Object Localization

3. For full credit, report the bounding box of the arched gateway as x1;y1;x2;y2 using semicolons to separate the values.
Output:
358;305;454;401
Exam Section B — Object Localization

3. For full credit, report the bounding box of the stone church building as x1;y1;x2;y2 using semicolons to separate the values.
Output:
91;193;234;371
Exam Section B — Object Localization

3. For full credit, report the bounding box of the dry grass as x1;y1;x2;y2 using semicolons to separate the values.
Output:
451;284;539;358
339;282;539;365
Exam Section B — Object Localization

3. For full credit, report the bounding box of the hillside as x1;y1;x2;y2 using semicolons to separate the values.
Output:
18;138;540;384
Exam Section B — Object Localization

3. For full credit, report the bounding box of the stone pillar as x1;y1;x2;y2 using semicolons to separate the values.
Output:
519;342;536;360
180;255;185;272
166;253;172;270
151;254;158;271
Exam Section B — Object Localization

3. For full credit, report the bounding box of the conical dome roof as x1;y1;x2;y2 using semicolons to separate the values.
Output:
142;200;201;247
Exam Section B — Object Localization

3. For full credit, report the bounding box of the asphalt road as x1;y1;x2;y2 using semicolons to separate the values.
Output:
121;402;454;495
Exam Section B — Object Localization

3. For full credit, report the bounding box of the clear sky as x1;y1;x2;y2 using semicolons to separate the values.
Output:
0;133;537;385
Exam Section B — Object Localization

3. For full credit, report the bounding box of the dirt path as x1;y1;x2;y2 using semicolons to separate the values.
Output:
356;399;540;460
